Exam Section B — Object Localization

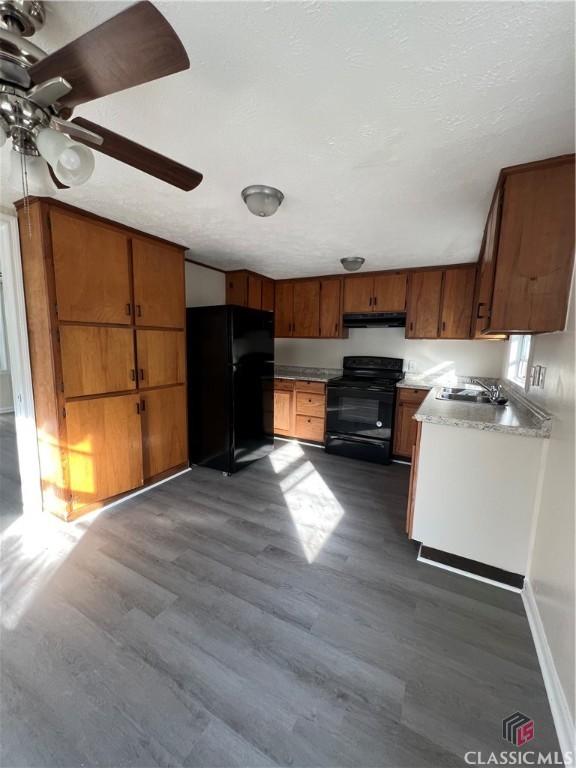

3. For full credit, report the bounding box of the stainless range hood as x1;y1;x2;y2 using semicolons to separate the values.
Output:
343;312;406;328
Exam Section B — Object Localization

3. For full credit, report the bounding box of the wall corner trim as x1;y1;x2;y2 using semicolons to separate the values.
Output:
522;578;575;756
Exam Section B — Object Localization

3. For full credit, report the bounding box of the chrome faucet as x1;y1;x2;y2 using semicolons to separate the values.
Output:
472;379;503;403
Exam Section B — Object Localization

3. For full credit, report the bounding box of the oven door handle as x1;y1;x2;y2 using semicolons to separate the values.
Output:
326;433;388;446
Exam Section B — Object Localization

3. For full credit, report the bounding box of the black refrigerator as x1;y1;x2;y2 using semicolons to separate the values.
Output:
186;305;274;474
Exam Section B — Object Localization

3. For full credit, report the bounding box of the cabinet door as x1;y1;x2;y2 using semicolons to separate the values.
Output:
247;275;263;309
491;160;575;332
141;386;188;479
132;238;185;328
373;273;407;312
274;390;293;435
474;189;502;336
293;280;320;337
261;279;275;312
51;210;131;324
226;272;248;306
440;266;476;339
274;282;294;337
136;330;185;388
60;326;136;398
393;402;419;458
406;421;422;537
406;270;443;338
320;279;343;338
343;276;373;313
66;394;143;511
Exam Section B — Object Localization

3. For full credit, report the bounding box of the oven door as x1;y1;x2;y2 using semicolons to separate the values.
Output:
326;385;394;441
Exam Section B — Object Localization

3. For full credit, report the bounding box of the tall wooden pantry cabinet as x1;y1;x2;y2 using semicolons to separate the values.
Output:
16;198;188;521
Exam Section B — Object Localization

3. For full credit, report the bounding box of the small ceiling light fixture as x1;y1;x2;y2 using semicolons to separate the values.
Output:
341;257;365;272
242;185;284;217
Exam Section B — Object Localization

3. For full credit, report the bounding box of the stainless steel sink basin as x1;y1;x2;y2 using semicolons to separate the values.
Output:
436;387;491;403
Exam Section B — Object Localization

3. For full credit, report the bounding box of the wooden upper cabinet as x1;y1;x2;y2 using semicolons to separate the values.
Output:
247;275;262;309
406;270;443;338
473;188;502;337
343;276;373;313
293;280;320;337
60;326;136;398
136;330;185;388
261;279;275;312
132;238;185;328
320;278;343;338
226;272;248;306
440;266;476;339
274;282;294;337
373;273;407;312
490;158;575;333
50;210;131;324
66;393;143;512
140;386;187;479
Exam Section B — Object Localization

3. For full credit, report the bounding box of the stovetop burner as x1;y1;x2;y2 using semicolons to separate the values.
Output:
328;355;405;389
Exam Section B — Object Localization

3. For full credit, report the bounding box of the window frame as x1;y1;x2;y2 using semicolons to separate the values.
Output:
506;334;533;391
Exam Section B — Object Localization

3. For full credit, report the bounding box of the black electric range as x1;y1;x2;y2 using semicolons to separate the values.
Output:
325;356;404;464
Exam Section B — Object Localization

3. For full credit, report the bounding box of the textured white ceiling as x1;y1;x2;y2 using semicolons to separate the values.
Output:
2;1;574;277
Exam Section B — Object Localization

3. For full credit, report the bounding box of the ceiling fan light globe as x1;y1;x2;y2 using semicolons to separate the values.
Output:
59;147;82;171
36;127;95;186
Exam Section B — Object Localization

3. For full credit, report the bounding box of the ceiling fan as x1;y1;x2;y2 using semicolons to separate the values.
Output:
0;0;203;191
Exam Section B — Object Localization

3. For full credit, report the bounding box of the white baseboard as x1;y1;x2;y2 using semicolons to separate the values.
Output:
522;579;575;756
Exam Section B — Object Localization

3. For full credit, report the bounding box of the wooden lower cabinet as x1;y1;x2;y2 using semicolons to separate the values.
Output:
66;394;144;515
393;387;428;459
405;421;422;537
140;386;188;479
274;379;326;443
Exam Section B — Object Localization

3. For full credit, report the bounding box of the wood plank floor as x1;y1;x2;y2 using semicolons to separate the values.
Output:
0;412;23;533
1;441;559;767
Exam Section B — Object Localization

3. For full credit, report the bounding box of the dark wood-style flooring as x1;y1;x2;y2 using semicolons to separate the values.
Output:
0;412;23;533
1;441;558;767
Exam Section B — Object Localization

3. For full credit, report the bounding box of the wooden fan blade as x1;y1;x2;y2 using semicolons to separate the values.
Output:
28;1;190;108
72;118;203;191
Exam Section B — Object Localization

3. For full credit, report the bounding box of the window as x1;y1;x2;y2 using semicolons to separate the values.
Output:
507;334;532;388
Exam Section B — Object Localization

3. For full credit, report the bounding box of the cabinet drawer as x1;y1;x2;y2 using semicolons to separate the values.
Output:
397;387;429;404
295;392;325;417
294;380;325;394
295;415;325;443
274;378;294;391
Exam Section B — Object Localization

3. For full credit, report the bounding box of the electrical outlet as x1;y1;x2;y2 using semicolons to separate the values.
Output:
406;359;416;372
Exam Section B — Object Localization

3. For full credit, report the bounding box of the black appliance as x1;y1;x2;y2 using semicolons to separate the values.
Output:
343;312;406;328
186;305;274;474
326;356;404;464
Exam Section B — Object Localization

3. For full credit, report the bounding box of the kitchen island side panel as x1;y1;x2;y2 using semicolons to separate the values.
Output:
412;421;546;574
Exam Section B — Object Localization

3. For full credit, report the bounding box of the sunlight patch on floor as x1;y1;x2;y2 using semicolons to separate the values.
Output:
268;442;344;563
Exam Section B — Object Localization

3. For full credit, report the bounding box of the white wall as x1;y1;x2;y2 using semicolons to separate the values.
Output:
517;278;575;734
275;328;506;376
185;260;225;307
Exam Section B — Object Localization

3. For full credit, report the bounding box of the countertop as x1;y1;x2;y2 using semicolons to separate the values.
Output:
274;365;341;383
414;385;552;438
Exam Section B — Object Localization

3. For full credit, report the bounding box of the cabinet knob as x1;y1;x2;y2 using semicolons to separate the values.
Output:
125;303;132;316
139;369;145;381
136;304;142;317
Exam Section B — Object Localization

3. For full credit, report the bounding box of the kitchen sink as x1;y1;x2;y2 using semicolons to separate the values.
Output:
436;387;491;403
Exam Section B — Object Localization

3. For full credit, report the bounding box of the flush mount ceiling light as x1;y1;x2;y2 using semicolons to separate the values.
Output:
241;185;284;217
0;0;203;196
341;257;365;272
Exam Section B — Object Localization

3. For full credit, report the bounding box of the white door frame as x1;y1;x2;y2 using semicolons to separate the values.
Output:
0;211;42;516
